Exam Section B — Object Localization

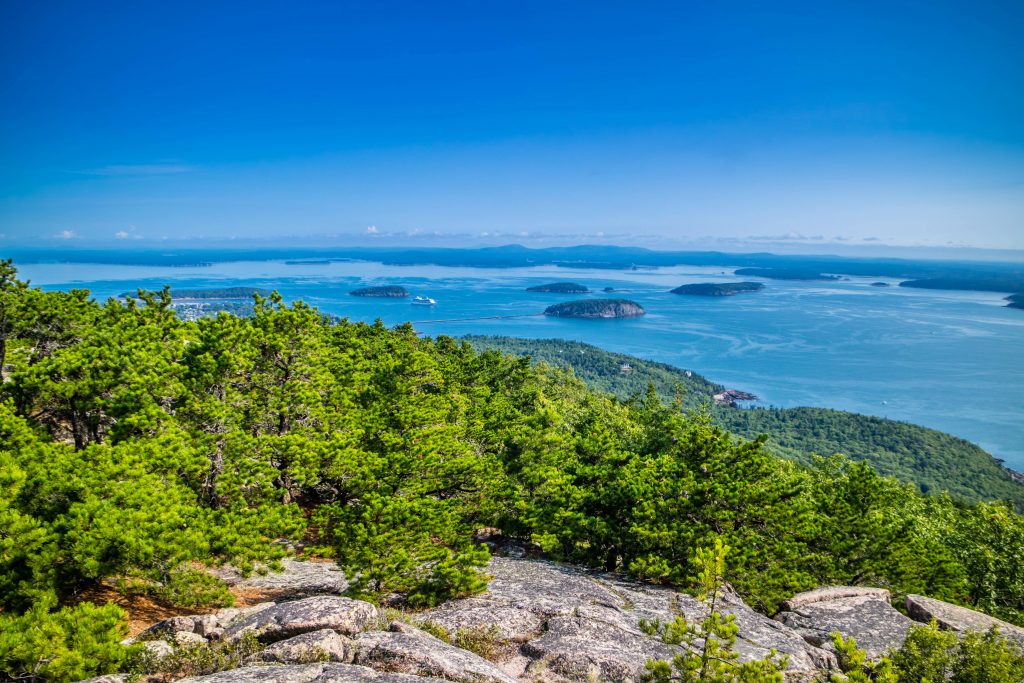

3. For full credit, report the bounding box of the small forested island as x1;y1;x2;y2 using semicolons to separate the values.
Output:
525;281;590;293
603;286;615;292
349;285;410;297
119;286;272;300
871;282;891;287
544;298;645;318
1008;293;1024;310
734;267;841;281
671;281;765;296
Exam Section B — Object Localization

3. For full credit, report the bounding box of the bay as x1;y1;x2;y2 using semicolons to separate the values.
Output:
17;257;1024;471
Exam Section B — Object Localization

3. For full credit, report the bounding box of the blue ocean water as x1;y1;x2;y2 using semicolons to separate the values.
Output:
18;258;1024;471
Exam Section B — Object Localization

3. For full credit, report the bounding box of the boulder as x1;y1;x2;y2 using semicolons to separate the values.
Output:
258;629;352;664
174;663;444;683
354;626;518;683
775;587;913;660
225;596;377;643
905;594;1024;647
141;639;174;659
139;615;201;639
173;630;209;648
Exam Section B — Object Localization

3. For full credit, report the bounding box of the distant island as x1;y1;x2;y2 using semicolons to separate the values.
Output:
119;286;272;300
901;276;1024;294
544;299;645;318
526;282;590;293
1007;294;1024;310
871;282;890;287
284;259;332;265
671;282;765;296
603;286;615;292
349;285;409;298
734;268;841;281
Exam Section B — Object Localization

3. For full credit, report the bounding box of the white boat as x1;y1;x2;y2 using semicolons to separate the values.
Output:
411;295;437;306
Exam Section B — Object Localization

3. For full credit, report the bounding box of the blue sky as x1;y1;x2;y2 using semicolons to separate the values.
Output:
1;0;1022;250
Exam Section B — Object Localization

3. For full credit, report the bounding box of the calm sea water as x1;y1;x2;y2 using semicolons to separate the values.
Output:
18;258;1024;471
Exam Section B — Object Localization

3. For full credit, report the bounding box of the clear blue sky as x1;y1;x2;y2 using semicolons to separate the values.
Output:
1;0;1022;250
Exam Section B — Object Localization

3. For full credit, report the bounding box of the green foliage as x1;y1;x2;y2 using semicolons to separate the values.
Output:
0;601;135;683
128;630;263;678
466;336;1024;508
832;621;1024;683
642;539;788;682
830;633;898;682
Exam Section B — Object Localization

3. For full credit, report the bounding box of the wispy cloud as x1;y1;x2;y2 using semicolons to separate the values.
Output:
55;229;76;240
115;225;143;240
76;163;195;176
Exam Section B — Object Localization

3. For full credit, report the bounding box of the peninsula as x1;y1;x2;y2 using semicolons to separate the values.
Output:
349;285;410;298
671;282;765;296
526;281;590;293
544;298;645;318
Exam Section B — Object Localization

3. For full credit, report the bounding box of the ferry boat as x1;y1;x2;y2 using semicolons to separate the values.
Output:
411;295;437;306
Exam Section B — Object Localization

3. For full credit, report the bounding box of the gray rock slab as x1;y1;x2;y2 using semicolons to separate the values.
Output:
258;629;353;664
217;559;349;597
418;601;544;642
906;594;1024;647
174;664;444;683
354;628;518;683
481;556;625;617
522;614;681;683
225;596;377;643
775;588;912;660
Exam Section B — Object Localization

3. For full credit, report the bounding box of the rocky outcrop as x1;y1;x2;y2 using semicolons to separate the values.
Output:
354;624;517;683
105;558;1021;683
225;596;378;643
775;587;913;660
420;557;833;681
906;594;1024;647
174;664;445;683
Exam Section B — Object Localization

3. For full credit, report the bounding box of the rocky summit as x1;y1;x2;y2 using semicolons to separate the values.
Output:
94;554;1019;683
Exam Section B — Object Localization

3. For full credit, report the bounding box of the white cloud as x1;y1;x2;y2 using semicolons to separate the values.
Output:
115;225;142;240
366;225;378;234
56;229;76;240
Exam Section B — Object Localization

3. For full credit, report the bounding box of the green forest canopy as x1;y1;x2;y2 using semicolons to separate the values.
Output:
1;261;1023;680
464;336;1024;509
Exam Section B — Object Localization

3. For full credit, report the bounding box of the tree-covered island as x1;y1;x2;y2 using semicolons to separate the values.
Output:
671;282;765;296
544;298;645;318
348;285;410;297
